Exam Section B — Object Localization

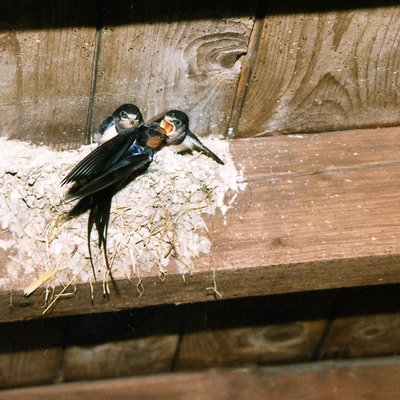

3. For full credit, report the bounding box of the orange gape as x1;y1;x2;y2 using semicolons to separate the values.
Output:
160;119;174;133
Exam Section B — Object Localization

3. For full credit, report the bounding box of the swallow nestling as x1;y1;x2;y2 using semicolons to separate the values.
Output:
159;110;224;165
62;123;168;278
92;104;144;144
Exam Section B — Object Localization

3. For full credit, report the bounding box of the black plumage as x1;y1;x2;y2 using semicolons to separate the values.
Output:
62;123;167;278
159;110;224;165
92;103;144;144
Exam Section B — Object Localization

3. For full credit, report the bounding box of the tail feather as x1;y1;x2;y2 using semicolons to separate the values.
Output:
67;195;93;219
87;192;113;279
87;204;97;280
95;195;112;270
186;131;224;165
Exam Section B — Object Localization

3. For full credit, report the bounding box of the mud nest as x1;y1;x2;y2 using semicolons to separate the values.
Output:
0;137;246;292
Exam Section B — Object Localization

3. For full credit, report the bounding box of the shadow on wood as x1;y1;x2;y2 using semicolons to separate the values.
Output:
1;1;399;31
1;285;400;388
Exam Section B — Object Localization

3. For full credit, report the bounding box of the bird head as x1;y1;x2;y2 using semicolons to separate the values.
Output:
159;110;189;144
113;104;144;131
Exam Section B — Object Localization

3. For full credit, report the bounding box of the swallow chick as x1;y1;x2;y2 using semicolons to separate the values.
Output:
62;123;168;280
93;103;144;144
159;110;224;165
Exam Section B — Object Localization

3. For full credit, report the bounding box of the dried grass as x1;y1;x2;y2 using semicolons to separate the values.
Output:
0;136;246;293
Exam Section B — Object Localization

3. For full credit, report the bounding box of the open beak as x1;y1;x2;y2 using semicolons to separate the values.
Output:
160;118;175;134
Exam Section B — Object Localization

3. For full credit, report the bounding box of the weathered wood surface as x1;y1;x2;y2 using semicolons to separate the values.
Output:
61;293;333;384
1;256;399;323
0;306;182;389
237;4;400;137
0;319;63;388
63;307;181;381
2;3;400;145
0;0;258;146
0;1;97;148
91;0;256;135
1;288;400;389
175;293;333;369
319;285;400;359
2;358;400;400
204;127;400;269
0;127;399;322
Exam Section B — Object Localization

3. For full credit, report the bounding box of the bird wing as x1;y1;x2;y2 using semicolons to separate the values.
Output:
66;152;153;200
98;116;115;134
185;131;224;165
61;129;137;185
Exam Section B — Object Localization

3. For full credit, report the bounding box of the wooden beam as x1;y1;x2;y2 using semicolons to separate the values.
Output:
2;288;400;389
175;293;333;369
1;255;400;322
0;319;63;388
1;358;400;400
63;307;182;381
0;127;399;322
318;285;400;359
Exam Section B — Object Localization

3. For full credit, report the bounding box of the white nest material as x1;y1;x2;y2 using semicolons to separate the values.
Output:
0;137;246;290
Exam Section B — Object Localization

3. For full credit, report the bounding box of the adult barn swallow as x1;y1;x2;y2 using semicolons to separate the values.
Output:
92;104;144;144
159;110;224;165
62;123;168;277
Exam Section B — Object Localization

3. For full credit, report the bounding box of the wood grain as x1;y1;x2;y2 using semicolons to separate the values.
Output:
1;3;400;145
0;319;63;389
91;0;256;136
203;127;400;271
319;285;400;359
237;4;400;137
323;314;400;358
2;359;400;400
2;288;400;388
64;337;178;381
176;294;332;369
63;308;181;381
0;1;97;148
1;256;400;323
0;126;399;322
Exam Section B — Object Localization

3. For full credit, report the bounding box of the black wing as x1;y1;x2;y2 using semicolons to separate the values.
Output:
67;152;153;200
61;129;138;185
98;115;115;134
185;131;224;165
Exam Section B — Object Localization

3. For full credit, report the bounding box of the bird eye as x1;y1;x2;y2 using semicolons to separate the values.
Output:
120;111;129;119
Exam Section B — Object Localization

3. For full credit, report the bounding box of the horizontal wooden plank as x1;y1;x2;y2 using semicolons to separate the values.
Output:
176;293;333;369
319;285;400;359
2;288;400;388
204;127;400;270
1;255;400;323
63;307;182;381
0;319;63;388
2;358;400;400
0;127;399;321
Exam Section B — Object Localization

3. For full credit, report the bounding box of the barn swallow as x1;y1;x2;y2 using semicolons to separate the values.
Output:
62;123;168;279
92;104;144;144
159;110;224;165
